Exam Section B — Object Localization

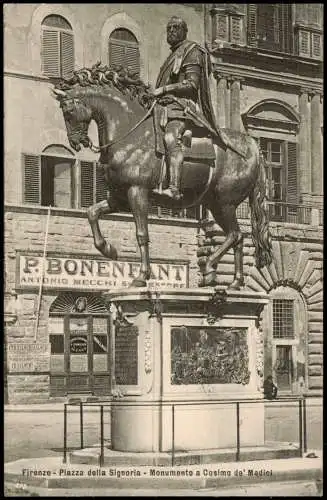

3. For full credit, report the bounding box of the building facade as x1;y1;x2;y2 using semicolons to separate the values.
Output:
4;3;323;403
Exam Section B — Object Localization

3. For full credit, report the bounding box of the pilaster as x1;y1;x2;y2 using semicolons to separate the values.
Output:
298;89;311;200
229;77;242;131
310;92;323;196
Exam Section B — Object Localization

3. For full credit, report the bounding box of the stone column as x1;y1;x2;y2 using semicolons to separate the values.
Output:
311;93;323;196
298;89;311;202
216;76;227;128
230;77;241;131
225;77;231;129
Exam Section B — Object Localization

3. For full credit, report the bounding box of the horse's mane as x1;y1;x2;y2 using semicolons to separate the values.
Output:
54;62;155;110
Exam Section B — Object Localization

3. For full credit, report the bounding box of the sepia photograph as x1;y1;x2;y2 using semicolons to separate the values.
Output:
4;3;323;496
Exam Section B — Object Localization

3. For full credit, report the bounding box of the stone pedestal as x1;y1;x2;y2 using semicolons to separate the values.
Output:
103;288;268;453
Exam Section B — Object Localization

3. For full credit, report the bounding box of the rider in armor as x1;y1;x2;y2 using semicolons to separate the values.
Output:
153;16;218;200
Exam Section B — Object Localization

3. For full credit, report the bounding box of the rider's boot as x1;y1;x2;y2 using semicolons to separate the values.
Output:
161;144;184;200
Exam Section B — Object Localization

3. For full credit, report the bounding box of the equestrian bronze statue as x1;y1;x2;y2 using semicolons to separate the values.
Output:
53;17;272;290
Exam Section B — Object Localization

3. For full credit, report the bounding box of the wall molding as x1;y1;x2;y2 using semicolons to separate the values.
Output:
213;64;323;93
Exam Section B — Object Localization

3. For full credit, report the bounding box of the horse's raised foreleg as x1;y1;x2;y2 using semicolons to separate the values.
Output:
127;185;151;287
204;204;244;289
87;199;118;260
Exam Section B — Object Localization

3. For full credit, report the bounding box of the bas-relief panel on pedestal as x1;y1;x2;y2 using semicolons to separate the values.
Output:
171;326;251;385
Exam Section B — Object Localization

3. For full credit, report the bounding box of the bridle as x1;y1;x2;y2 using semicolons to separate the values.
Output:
87;99;157;154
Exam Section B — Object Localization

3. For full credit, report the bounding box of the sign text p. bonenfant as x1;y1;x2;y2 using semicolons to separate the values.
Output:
18;254;188;290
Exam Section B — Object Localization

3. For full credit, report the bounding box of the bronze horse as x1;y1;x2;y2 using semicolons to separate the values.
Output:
53;64;272;289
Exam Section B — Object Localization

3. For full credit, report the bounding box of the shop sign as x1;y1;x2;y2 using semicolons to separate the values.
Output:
17;254;188;291
6;343;50;373
70;337;88;354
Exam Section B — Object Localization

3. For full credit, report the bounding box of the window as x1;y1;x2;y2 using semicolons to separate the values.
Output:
22;149;106;209
41;14;74;78
80;161;107;208
295;27;323;59
247;4;292;53
273;299;294;339
108;28;140;76
211;7;245;45
265;287;307;395
260;138;298;221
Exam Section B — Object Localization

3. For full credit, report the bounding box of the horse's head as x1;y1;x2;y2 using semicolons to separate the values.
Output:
53;87;92;152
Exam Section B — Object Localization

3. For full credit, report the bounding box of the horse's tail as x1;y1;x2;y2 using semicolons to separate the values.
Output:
248;146;273;269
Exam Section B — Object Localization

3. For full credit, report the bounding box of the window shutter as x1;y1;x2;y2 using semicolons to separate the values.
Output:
109;41;126;68
60;31;74;79
287;142;298;208
95;164;107;203
42;29;60;77
80;161;95;208
280;4;292;53
23;154;41;204
215;14;229;41
312;32;322;59
125;45;140;76
298;30;310;57
230;16;242;44
247;4;257;47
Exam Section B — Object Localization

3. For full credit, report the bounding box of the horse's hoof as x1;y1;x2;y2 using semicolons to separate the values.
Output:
130;278;147;287
228;279;245;291
202;271;217;287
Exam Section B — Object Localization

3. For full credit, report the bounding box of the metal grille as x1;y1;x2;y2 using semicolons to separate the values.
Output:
273;299;294;338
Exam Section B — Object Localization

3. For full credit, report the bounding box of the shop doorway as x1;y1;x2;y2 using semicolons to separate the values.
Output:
49;293;111;397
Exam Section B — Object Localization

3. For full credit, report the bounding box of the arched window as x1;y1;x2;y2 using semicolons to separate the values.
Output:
41;14;74;78
22;145;75;208
109;28;140;76
242;99;301;223
22;146;106;209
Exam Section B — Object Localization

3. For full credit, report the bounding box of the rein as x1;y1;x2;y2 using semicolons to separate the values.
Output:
89;99;157;153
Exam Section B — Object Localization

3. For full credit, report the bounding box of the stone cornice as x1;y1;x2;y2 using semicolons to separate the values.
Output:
213;64;323;94
4;69;52;83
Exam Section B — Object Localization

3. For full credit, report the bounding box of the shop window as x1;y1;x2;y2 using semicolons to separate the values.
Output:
41;14;74;79
247;4;292;53
49;294;110;397
109;28;140;76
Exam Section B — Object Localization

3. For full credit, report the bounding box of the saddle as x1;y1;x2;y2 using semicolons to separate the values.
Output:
153;104;248;162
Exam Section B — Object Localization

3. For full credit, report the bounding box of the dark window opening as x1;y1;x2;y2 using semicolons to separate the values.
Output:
41;156;74;208
275;345;293;391
247;4;292;54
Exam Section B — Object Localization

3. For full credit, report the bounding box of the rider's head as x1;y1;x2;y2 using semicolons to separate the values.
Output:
166;16;188;47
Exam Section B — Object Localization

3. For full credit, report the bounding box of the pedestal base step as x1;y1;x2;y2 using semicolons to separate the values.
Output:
4;453;322;492
71;441;300;467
